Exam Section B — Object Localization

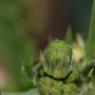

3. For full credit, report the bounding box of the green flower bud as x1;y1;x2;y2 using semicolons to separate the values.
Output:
43;40;72;78
38;77;64;95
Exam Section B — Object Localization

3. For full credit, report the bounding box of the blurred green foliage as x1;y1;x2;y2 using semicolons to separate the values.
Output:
0;0;37;92
2;89;39;95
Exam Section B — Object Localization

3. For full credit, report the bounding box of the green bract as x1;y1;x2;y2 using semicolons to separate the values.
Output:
43;40;72;78
38;77;64;95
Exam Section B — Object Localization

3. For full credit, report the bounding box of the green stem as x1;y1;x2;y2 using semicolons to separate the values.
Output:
86;0;95;60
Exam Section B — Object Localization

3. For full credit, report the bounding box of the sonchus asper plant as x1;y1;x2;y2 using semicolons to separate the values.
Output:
37;40;78;95
37;40;95;95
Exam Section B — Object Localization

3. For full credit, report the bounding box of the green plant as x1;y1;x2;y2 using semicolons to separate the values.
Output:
37;40;95;95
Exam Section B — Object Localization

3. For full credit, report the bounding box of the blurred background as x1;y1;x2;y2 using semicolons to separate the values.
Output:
0;0;95;95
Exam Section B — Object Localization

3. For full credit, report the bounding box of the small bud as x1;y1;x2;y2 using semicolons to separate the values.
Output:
43;40;72;78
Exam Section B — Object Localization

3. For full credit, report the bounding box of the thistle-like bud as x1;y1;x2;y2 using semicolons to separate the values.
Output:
43;40;72;78
38;77;64;95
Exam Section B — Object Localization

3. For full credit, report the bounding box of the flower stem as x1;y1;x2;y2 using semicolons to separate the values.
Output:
86;0;95;60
